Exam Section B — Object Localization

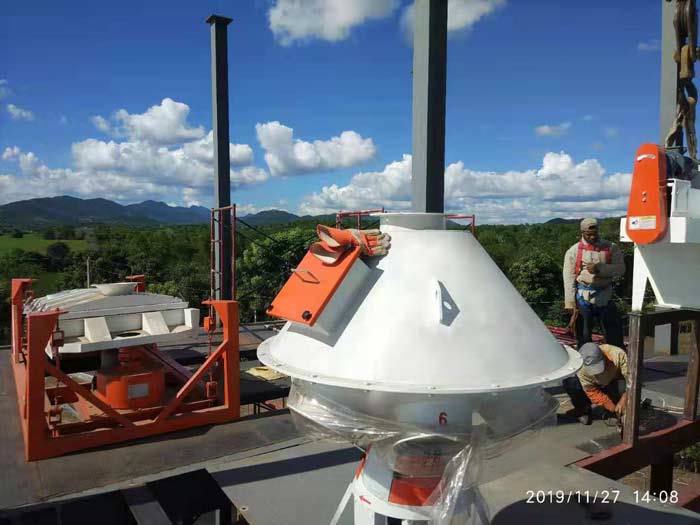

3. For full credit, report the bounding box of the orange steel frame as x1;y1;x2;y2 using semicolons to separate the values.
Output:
446;214;476;236
335;208;385;228
10;278;241;461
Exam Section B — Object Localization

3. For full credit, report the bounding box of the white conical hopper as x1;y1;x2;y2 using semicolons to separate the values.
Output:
258;212;580;395
259;212;581;523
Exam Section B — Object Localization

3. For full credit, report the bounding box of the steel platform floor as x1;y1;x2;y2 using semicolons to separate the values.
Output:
0;346;296;511
2;332;699;522
25;416;698;524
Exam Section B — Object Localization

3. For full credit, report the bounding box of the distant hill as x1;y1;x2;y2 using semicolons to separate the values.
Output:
124;200;210;224
0;196;217;229
5;195;560;230
0;195;329;230
545;218;581;225
240;210;302;226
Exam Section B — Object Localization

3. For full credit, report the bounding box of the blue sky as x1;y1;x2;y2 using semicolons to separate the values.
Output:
0;1;663;223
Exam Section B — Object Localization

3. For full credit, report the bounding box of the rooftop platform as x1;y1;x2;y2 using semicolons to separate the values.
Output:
1;323;699;523
3;409;698;523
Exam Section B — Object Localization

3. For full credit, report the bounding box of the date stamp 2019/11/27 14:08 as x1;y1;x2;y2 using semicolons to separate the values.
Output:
525;490;679;505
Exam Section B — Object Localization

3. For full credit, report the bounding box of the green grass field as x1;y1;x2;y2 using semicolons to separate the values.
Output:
0;233;88;255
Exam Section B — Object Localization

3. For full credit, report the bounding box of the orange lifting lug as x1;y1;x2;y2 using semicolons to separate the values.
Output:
203;316;216;333
205;381;218;399
47;405;63;426
51;329;64;348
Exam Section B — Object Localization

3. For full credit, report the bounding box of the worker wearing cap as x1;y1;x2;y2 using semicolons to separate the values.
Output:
563;342;629;425
562;218;625;349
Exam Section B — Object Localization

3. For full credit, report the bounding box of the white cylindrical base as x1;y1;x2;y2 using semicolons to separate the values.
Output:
343;447;479;525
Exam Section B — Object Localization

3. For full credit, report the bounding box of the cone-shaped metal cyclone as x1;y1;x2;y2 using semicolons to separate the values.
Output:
259;213;581;394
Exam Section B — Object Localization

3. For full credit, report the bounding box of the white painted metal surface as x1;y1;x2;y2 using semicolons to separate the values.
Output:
621;179;700;310
92;282;137;296
28;285;200;353
261;212;580;524
259;213;580;394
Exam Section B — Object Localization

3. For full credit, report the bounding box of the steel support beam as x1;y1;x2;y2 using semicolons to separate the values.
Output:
623;312;645;445
576;418;700;480
411;0;447;213
684;317;700;420
207;14;233;300
649;455;674;496
660;0;677;144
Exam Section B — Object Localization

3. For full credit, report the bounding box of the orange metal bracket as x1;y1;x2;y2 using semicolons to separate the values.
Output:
126;274;146;292
9;279;241;461
11;278;34;364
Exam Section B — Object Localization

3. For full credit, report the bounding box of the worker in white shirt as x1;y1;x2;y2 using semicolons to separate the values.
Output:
562;218;625;349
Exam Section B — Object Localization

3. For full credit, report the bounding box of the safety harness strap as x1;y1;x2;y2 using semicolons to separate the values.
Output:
574;240;611;275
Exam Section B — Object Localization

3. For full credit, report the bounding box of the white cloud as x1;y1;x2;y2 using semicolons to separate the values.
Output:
604;126;619;138
638;39;660;52
582;114;595;122
237;203;290;216
182;131;253;167
7;104;34;121
70;136;266;189
255;121;376;176
181;187;202;207
300;155;412;215
0;144;270;207
2;146;20;160
401;0;505;39
0;80;10;100
0;148;172;205
92;98;205;145
268;0;399;45
0;96;271;206
300;152;632;224
447;0;505;31
534;122;571;138
91;115;113;134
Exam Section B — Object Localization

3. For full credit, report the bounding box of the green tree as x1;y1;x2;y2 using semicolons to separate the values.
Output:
236;226;315;322
46;242;71;271
148;280;180;297
508;250;562;321
0;250;45;344
55;225;76;240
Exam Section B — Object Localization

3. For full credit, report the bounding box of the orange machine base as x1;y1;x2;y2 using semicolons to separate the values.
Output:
95;364;166;410
10;278;241;462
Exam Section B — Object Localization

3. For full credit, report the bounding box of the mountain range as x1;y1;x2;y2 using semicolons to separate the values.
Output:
0;195;588;230
0;196;307;229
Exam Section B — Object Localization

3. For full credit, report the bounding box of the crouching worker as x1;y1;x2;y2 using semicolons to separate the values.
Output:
563;342;629;425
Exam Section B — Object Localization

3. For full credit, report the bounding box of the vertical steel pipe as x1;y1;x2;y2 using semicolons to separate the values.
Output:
207;14;233;300
411;0;447;213
660;0;678;144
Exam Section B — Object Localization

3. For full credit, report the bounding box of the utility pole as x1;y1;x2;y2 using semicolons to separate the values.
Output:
411;0;448;213
207;15;233;300
660;0;678;144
